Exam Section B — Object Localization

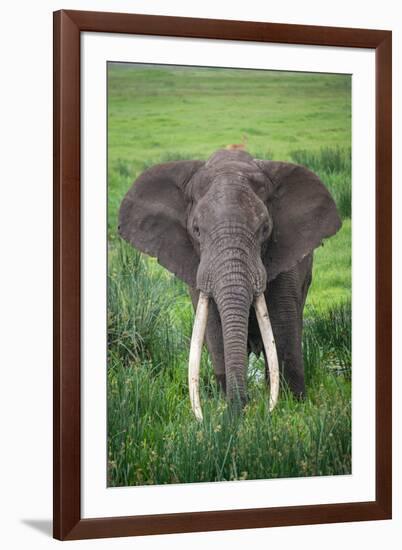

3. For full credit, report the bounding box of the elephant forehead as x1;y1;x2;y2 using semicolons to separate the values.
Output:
188;164;271;201
198;180;269;226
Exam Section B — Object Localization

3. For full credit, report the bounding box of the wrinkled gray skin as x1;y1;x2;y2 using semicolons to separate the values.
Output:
119;150;341;407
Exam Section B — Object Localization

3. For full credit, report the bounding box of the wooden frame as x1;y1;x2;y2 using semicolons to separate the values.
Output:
53;9;392;540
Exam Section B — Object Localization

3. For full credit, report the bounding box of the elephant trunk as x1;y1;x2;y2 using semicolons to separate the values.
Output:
214;275;253;410
187;290;279;420
188;224;279;419
187;282;251;419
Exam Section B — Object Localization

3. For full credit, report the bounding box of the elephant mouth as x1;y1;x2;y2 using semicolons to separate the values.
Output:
188;292;279;421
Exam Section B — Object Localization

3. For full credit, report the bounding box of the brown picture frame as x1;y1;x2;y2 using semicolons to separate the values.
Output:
53;9;392;541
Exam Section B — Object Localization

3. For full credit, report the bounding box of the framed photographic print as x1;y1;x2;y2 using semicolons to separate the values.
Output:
53;10;392;540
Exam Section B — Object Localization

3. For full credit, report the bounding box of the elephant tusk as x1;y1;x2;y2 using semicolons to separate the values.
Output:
254;293;280;412
188;292;209;421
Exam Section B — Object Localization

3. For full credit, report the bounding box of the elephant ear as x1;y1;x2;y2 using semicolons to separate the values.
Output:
255;160;342;282
118;160;204;287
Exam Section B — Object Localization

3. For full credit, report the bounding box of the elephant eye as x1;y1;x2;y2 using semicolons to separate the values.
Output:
193;223;200;238
259;221;272;239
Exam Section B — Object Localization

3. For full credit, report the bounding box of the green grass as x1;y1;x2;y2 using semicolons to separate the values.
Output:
108;360;351;485
307;219;351;308
107;64;352;485
108;244;351;486
107;63;351;239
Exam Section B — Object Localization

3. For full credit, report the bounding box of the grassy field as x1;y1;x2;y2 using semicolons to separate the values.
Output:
107;64;352;486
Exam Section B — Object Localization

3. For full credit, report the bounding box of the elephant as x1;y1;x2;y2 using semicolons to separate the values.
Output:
118;149;341;419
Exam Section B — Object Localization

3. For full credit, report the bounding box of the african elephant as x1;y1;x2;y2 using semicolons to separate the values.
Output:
118;149;341;419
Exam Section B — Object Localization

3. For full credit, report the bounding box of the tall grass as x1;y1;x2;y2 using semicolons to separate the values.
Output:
290;146;351;174
303;302;352;383
108;243;191;373
107;242;351;486
108;360;351;485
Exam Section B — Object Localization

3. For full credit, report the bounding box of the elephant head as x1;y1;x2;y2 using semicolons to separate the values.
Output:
118;149;341;418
